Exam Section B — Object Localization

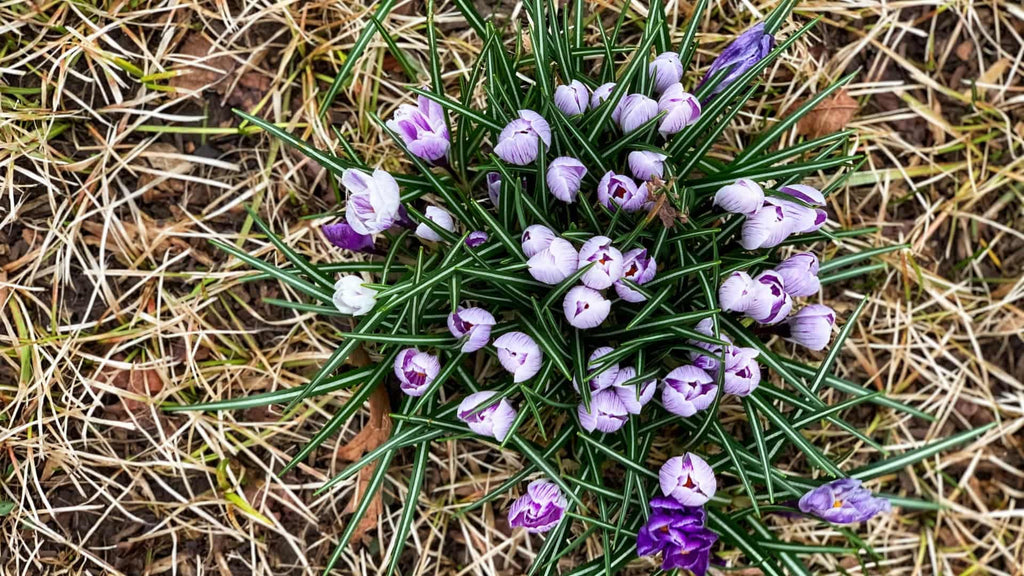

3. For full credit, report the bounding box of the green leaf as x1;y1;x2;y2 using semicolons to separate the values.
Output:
318;0;399;118
746;393;843;477
850;423;995;480
385;441;430;575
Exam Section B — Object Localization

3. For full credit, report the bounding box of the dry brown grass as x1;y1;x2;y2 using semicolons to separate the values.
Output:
1;0;1022;574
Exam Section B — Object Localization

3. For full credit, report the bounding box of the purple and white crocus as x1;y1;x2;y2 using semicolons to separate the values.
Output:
578;388;630;433
798;478;892;524
597;171;648;213
494;110;552;165
612;94;659;133
508;479;568;533
575;346;620;393
527;238;579;285
554;80;590;117
563;285;611;329
386;95;450;163
394;348;441;396
458;391;517;441
774;252;821;297
493;331;543;382
662;365;717;417
342;169;402;235
648;52;684;93
658;83;701;137
628;150;667;181
521;224;557;258
465;230;489;248
659;452;717;506
577;236;624;290
447;307;496;353
713;178;764;216
590;82;616;109
610;366;657;414
615;248;657;302
747;270;793;325
415;206;456;242
546;157;588;203
785;304;836;351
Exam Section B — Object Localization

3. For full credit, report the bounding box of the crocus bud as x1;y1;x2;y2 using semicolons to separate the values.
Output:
718;271;757;313
578;235;624;290
772;196;828;234
649;52;684;93
798;478;892;524
628;150;667;181
393;348;441;396
636;497;717;574
546;156;588;203
746;270;793;325
494;109;552;165
493;331;543;382
527;238;579;284
563;285;611;329
458;391;517;441
785;304;836;351
740;200;794;250
574;346;619;393
611;366;657;414
322;222;374;253
447;306;496;353
508;480;568;533
615;248;657;303
774;252;821;297
554;80;590;116
659;452;717;506
332;275;377;316
590;82;616;109
699;22;774;96
521;224;557;258
578;388;629;433
487;172;501;206
342;169;402;235
465;230;489;248
415;206;456;242
662;365;717;417
612;94;659;133
386;95;450;162
713;178;764;216
722;346;761;396
597;171;648;212
657;83;701;137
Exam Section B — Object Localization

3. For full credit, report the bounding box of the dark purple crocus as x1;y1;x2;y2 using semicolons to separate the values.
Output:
508;479;568;533
615;248;657;303
393;348;441;397
386;95;450;163
636;497;718;575
322;222;374;253
699;22;775;96
798;478;892;524
465;230;489;248
447;306;496;353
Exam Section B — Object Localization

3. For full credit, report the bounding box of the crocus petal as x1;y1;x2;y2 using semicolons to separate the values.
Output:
659;453;717;506
713;178;764;215
527;238;579;284
740;201;794;250
332;275;377;316
798;478;891;524
699;22;775;96
546;156;588;203
662;365;717;417
597;171;647;212
322;222;375;253
415;205;456;242
493;331;543;382
613;94;659;133
774;252;821;297
508;479;568;533
522;224;557;258
657;83;701;136
465;230;489;248
578;389;630;433
448;307;496;352
649;52;684;93
343;168;402;235
746;270;793;325
578;235;624;290
458;391;517;441
614;248;657;303
554;80;590;116
590;82;616;110
779;183;825;206
495;110;551;165
628;150;667;181
718;271;756;313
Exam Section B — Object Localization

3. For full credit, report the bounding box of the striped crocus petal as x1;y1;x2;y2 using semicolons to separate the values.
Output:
740;200;794;250
385;95;450;163
487;172;501;206
554;80;590;116
746;270;793;325
342;168;402;235
493;331;543;382
590;82;616;110
713;178;764;216
447;306;496;353
578;235;624;290
657;83;702;137
494;110;552;165
687;317;733;372
527;238;579;285
785;304;836;351
521;224;557;258
659;452;717;506
393;348;441;397
649;52;684;93
718;271;756;313
598;171;648;212
465;230;489;248
778;183;825;206
546;156;588;203
722;346;761;396
578;388;630;433
612;93;659;133
508;479;568;533
563;285;611;329
457;391;517;441
628;150;667;182
615;248;657;303
774;252;821;297
581;346;619;392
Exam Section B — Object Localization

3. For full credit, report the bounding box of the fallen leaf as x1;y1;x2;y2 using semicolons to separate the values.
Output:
954;40;973;61
795;89;859;139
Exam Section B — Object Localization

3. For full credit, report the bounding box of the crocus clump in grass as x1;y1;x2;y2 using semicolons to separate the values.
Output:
798;478;892;524
508;480;568;533
394;348;441;396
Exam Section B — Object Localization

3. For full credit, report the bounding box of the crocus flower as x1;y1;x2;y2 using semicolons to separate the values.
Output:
393;348;441;396
649;52;684;93
342;168;402;235
740;199;794;250
611;366;657;414
508;480;568;533
457;391;517;441
771;196;827;235
746;270;793;325
636;498;717;575
465;230;489;248
487;172;501;206
662;365;717;417
546;156;588;203
447;306;496;352
615;248;657;303
574;346;619;393
322;222;374;253
718;271;757;313
798;478;892;524
699;22;775;96
612;93;659;133
521;224;557;258
493;331;543;382
554;80;590;116
563;285;611;329
774;252;821;297
785;304;836;351
494;109;552;165
590;82;616;109
577;236;624;290
722;346;761;396
386;95;450;162
713;178;764;216
660;452;717;506
415;206;456;242
332;275;377;316
527;238;579;284
578;388;629;433
628;150;667;181
597;171;648;212
657;83;701;137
